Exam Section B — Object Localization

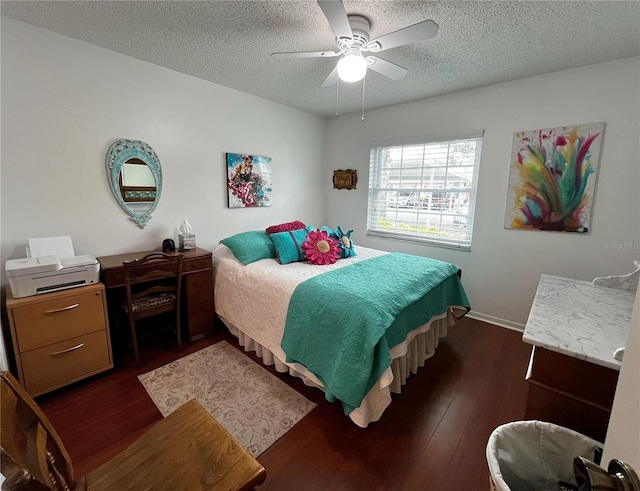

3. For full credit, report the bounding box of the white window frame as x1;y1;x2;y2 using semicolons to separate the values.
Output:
367;131;483;251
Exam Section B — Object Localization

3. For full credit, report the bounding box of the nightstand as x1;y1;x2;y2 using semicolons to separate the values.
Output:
5;283;113;396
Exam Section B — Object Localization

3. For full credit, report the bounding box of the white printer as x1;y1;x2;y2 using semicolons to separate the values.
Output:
5;236;100;298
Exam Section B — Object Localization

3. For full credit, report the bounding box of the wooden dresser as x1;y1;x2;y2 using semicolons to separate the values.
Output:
97;247;215;341
5;283;113;397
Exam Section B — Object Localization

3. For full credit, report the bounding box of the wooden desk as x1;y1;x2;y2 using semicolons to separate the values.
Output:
97;248;215;342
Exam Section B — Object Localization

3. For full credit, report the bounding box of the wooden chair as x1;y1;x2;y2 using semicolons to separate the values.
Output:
0;370;267;490
122;252;183;365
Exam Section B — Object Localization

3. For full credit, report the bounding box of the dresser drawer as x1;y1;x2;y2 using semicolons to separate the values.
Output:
526;346;618;408
185;271;213;295
188;311;215;340
102;270;126;288
13;290;107;352
21;330;112;396
186;291;214;312
184;257;212;273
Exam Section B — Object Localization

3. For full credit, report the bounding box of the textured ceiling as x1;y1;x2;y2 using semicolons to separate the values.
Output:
2;1;640;117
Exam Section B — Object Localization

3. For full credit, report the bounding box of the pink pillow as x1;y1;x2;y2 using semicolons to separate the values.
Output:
266;221;306;234
302;229;340;265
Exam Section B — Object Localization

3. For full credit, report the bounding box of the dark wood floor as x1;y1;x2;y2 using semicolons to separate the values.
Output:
35;316;531;490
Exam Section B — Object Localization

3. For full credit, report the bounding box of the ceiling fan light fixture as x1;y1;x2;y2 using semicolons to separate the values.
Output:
337;49;367;82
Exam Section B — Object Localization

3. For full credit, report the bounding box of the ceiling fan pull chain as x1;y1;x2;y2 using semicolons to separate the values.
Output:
336;77;340;117
361;75;366;122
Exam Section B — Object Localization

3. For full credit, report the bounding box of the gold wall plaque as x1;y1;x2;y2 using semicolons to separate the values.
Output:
333;169;357;190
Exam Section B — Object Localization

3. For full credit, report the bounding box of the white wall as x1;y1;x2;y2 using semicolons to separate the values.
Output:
1;17;638;459
0;17;326;272
324;57;640;326
1;18;638;329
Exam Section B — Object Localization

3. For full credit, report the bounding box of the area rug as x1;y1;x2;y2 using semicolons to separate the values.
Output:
138;341;316;457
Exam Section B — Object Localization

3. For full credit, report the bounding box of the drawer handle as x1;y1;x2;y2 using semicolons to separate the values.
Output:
50;343;84;356
45;303;80;314
190;261;209;270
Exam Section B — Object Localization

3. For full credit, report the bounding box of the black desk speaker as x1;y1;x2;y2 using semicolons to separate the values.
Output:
162;239;175;252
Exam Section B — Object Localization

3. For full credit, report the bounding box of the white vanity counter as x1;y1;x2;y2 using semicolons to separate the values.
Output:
521;273;636;441
523;274;635;371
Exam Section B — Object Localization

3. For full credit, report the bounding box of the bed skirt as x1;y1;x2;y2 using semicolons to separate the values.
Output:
220;309;455;428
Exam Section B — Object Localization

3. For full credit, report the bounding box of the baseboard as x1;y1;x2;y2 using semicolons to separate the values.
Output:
466;311;525;332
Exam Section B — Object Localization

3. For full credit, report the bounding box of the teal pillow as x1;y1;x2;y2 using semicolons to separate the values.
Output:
269;228;310;264
330;226;357;258
220;231;276;265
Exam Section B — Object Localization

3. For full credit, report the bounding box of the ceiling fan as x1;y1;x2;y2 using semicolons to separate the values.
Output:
271;0;439;87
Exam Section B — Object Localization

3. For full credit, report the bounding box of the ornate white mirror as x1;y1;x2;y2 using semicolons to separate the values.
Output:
106;139;162;228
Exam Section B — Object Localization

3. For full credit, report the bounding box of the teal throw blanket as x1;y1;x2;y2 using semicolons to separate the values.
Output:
281;253;470;415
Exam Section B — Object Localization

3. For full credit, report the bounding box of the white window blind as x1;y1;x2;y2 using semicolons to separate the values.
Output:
367;131;483;250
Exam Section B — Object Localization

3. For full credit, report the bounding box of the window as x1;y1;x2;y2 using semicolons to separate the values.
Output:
367;131;483;250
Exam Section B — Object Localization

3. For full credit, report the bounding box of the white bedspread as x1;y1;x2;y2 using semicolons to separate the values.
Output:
213;243;454;427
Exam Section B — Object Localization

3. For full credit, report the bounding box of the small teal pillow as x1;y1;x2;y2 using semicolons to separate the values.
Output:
330;226;357;258
220;231;276;265
269;228;310;264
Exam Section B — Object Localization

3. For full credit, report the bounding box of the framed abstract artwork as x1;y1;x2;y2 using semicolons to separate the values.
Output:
504;122;604;233
226;153;272;208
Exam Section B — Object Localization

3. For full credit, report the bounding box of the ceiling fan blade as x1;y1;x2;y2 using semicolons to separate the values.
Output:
320;66;339;87
366;56;408;80
271;51;340;58
317;0;352;40
368;20;439;52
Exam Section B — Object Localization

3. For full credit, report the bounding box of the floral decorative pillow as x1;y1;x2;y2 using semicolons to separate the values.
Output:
302;229;340;265
265;221;306;235
330;226;357;258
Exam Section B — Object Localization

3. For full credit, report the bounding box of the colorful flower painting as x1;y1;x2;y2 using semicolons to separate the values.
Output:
504;122;604;233
227;153;272;208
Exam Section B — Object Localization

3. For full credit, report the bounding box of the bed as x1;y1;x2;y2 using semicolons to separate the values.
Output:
213;241;470;427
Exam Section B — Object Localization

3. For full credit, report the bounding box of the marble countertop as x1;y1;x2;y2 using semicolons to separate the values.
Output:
522;274;635;370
